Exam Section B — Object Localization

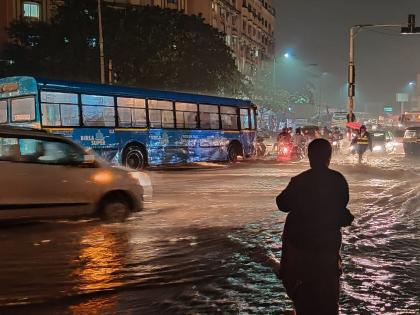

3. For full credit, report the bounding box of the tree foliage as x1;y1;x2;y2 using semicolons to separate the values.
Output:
1;0;245;96
250;63;315;114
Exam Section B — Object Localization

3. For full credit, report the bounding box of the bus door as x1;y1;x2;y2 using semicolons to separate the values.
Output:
239;108;256;156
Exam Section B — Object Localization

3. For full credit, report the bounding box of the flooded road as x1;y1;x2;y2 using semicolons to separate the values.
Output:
0;155;418;314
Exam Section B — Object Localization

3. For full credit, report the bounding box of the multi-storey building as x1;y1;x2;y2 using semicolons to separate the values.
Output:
0;0;58;50
187;0;275;77
104;0;276;77
0;0;275;77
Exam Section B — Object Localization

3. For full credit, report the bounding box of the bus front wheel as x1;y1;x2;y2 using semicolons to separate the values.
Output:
124;145;147;170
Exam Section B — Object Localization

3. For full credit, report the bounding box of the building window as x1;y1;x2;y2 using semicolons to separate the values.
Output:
23;1;41;20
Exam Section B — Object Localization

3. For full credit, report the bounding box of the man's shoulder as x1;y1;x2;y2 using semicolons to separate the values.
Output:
294;168;347;182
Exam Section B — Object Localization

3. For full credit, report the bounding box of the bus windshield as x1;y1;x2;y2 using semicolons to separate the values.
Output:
0;96;36;124
10;96;36;122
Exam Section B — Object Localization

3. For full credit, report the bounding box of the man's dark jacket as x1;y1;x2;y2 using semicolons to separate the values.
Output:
277;166;354;252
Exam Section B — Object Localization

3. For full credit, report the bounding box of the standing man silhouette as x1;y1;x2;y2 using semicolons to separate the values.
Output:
276;139;354;315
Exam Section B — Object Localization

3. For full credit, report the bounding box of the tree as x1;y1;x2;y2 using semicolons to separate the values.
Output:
250;63;291;114
0;0;245;96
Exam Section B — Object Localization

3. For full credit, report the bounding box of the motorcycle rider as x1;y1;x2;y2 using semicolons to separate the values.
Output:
277;128;292;146
292;128;306;157
330;127;343;153
351;125;372;163
256;136;267;157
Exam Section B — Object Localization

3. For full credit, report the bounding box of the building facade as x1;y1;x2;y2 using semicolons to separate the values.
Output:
0;0;275;77
0;0;59;51
186;0;275;77
104;0;276;77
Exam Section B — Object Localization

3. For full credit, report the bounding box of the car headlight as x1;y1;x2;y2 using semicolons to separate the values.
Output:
373;145;383;152
332;141;338;145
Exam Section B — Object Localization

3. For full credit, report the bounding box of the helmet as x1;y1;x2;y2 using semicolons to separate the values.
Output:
360;125;366;131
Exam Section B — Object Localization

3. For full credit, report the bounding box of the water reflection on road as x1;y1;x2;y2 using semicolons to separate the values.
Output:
0;155;418;314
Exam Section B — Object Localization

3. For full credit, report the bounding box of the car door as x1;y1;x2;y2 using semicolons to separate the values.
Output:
0;134;99;220
24;137;101;217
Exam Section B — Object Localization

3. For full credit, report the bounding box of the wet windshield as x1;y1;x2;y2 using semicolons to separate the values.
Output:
0;100;7;123
10;96;36;122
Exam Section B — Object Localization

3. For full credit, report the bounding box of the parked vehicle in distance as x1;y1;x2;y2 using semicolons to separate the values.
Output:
403;127;420;156
0;126;152;222
371;130;396;154
331;111;348;129
301;125;320;141
400;111;420;129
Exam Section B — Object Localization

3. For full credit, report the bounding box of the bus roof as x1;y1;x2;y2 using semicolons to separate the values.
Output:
34;77;254;107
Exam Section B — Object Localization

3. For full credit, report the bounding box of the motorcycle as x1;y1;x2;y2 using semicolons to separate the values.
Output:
331;139;341;154
277;142;305;162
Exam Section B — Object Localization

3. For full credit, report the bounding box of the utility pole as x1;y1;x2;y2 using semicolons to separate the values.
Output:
346;20;416;121
98;0;105;84
108;59;113;85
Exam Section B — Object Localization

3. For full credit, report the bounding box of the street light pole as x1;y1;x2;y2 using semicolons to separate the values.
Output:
98;0;105;84
347;23;402;121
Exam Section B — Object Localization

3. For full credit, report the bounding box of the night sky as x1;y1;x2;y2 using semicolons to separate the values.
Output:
274;0;420;114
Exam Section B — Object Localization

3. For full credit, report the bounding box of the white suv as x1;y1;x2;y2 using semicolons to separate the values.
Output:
0;127;151;222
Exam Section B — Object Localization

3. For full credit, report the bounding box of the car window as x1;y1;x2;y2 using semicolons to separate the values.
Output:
0;137;20;161
0;135;84;165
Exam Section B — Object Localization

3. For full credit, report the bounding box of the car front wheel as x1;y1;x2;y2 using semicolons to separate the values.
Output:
100;198;130;222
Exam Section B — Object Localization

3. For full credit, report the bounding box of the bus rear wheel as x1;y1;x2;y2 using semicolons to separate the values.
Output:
227;143;241;163
124;145;146;170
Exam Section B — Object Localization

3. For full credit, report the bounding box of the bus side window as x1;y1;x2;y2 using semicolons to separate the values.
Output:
40;91;79;127
117;97;147;128
148;100;174;128
199;105;219;130
175;103;198;129
220;106;238;130
240;108;250;129
81;94;115;127
250;109;256;129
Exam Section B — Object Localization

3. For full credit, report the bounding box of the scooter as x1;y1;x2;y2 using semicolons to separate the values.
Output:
256;137;267;158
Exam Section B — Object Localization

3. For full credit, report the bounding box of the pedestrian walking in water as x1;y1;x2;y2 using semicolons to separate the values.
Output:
351;125;372;163
276;139;354;315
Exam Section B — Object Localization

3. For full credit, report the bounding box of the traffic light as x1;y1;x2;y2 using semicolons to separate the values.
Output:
401;14;420;34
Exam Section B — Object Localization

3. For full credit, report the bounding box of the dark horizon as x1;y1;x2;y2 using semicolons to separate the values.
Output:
275;0;420;114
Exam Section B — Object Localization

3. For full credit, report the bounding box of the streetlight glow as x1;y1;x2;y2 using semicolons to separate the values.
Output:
284;52;290;58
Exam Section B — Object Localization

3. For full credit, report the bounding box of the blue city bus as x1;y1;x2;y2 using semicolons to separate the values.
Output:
0;76;257;169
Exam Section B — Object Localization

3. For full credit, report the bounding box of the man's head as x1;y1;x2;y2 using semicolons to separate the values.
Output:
308;139;332;169
360;125;366;133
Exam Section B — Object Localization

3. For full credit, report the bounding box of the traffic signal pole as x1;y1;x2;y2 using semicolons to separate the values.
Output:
346;16;418;121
